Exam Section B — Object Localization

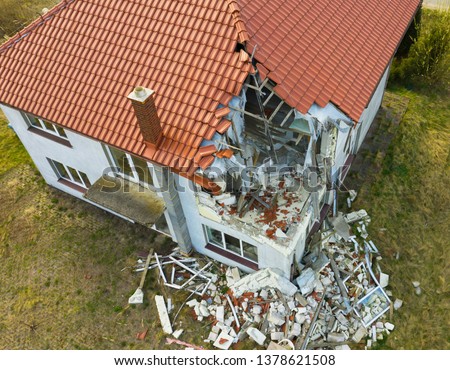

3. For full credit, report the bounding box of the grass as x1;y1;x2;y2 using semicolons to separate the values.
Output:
0;159;212;350
0;111;33;176
0;0;58;43
350;66;450;349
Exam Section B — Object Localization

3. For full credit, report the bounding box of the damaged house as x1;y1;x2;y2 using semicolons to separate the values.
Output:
0;0;420;279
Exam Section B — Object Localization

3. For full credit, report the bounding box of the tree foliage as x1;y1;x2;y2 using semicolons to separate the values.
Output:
391;7;450;82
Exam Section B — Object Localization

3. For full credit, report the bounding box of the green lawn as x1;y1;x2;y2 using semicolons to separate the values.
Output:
352;80;450;349
0;111;32;176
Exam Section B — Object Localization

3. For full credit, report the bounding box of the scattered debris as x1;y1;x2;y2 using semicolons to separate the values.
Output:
213;331;234;350
412;281;422;295
155;295;173;334
130;209;399;351
129;249;154;304
231;268;298;297
136;328;148;340
393;298;403;310
166;338;204;350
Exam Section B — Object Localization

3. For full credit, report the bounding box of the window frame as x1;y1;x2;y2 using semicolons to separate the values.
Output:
203;225;258;264
106;146;155;188
48;158;91;190
23;113;69;139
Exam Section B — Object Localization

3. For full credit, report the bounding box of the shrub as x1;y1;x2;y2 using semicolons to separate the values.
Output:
392;8;450;82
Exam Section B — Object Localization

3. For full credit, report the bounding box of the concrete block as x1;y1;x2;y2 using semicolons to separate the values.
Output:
251;305;262;315
307;296;318;309
268;310;285;326
296;268;317;296
213;331;234;350
232;268;297;297
194;304;200;317
231;267;241;282
336;312;349;326
289;323;301;337
296;306;307;314
216;306;225;323
321;276;333;286
295;313;306;324
393;299;403;310
186;299;198;307
277;304;286;314
247;327;267;346
327;332;346;342
270;332;284;341
379;273;389;288
199;305;210;317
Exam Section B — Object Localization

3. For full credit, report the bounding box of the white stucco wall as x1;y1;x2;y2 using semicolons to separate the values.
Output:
354;65;391;151
1;104;111;200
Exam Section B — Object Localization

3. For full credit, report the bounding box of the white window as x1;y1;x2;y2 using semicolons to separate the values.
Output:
48;158;91;188
24;113;68;139
204;225;258;263
107;146;154;187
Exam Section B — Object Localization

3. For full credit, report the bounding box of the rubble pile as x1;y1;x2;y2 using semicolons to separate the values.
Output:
136;208;400;350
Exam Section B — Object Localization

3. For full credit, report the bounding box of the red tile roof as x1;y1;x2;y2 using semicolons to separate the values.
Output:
238;0;421;121
0;0;420;175
0;0;253;173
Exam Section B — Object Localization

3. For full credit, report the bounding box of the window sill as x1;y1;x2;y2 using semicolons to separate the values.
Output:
205;243;258;271
28;127;72;147
58;178;87;194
